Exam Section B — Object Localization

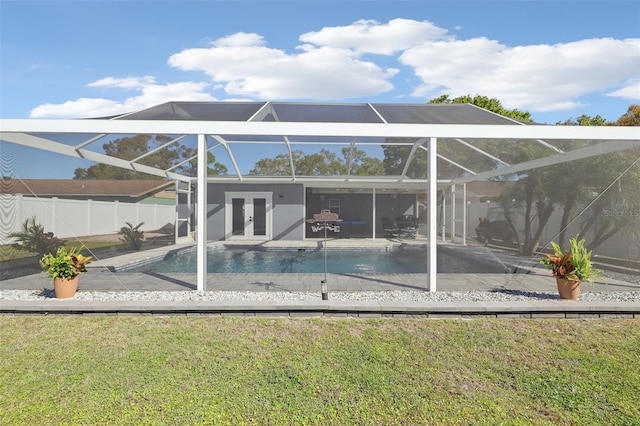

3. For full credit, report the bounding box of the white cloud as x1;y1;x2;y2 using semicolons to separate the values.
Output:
168;32;397;99
299;18;449;54
606;80;640;100
400;37;640;112
213;32;267;47
31;80;215;118
30;98;125;119
88;76;157;90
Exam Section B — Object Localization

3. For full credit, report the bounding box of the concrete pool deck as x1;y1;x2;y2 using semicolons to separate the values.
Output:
2;240;639;317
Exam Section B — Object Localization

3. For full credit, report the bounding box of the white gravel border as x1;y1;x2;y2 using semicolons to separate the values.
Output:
2;289;640;302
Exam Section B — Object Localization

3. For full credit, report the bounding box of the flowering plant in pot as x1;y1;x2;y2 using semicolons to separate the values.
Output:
39;247;92;298
540;237;602;300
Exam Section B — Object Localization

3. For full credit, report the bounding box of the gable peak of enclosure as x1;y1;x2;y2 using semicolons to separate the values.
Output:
93;101;540;184
105;101;525;125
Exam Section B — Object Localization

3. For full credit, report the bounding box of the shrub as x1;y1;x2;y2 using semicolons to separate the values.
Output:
9;216;63;257
119;221;145;250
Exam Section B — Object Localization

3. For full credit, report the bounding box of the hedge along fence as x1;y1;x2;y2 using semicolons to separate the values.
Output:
0;194;175;245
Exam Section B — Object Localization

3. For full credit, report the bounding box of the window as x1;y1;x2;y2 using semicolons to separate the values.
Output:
329;199;340;215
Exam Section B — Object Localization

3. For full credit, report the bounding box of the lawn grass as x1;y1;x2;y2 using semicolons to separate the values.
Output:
0;240;125;262
1;317;639;425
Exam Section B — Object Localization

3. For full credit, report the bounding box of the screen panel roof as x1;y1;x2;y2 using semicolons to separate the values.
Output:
114;102;265;121
3;102;638;188
109;101;521;126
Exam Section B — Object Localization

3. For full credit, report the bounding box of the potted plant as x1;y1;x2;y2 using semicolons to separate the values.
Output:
39;247;92;299
540;237;602;300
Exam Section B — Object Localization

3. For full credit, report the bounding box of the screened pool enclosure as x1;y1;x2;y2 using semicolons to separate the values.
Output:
2;102;639;292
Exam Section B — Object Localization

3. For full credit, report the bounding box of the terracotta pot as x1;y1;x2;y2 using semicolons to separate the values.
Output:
53;276;79;299
556;276;581;300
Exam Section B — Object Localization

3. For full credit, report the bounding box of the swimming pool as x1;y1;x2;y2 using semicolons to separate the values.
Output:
124;247;509;274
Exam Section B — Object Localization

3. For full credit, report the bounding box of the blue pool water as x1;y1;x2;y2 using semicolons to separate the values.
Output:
125;248;506;274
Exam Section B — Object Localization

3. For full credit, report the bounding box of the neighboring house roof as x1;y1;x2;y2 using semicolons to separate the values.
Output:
465;181;515;199
0;179;174;197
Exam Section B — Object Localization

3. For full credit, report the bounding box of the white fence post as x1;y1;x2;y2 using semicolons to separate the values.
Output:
114;200;119;232
51;197;58;235
86;199;92;236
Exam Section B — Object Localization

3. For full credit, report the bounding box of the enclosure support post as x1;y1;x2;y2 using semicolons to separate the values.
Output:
428;137;437;292
462;183;467;246
196;134;208;292
441;193;446;241
188;182;192;240
451;184;456;243
372;188;376;240
322;223;328;300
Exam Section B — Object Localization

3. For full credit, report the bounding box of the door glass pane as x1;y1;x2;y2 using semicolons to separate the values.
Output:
177;193;189;237
253;198;266;236
232;198;245;235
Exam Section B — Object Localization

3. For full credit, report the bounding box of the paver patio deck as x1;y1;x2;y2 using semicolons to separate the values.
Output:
2;240;639;317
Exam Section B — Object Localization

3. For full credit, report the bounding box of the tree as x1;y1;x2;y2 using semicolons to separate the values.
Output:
556;114;609;126
573;152;640;251
551;114;611;247
249;150;301;176
382;142;425;178
498;155;558;256
614;104;640;126
568;105;640;251
428;94;532;122
296;149;345;175
181;152;228;176
350;150;385;175
249;148;383;176
501;109;637;256
74;134;226;179
516;107;640;254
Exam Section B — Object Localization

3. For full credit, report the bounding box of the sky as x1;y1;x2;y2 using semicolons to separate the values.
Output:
1;0;639;178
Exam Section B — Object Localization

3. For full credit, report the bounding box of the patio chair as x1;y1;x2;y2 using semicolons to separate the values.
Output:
381;217;400;238
397;215;419;238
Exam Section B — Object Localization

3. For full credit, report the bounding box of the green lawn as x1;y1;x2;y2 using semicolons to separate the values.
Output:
1;317;639;425
0;240;124;262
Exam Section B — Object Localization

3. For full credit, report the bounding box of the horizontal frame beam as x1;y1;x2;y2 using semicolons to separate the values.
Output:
2;119;639;140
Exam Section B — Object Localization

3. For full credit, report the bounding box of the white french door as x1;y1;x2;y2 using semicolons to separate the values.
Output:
225;192;272;240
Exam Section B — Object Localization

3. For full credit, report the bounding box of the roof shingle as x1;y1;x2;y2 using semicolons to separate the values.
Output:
0;179;173;197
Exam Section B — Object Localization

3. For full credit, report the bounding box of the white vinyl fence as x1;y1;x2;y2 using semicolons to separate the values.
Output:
1;195;175;245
